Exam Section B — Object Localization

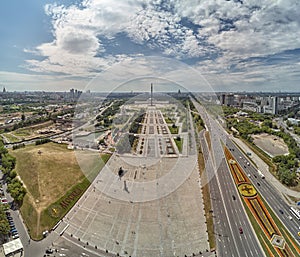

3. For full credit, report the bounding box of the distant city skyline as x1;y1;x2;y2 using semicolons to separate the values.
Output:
1;0;300;92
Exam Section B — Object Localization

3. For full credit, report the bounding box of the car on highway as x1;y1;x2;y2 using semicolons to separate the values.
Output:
279;209;284;214
239;227;243;234
232;195;236;200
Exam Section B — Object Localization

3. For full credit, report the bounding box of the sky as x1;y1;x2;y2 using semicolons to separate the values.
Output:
0;0;300;92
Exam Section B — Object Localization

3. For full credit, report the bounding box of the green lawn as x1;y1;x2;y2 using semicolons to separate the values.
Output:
168;125;179;134
2;133;20;143
164;117;174;124
174;137;183;153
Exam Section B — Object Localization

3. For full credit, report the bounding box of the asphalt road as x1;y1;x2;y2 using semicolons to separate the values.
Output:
195;100;265;257
201;109;300;244
225;139;300;243
194;98;300;246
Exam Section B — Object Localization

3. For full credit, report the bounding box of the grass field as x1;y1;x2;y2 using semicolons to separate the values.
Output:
168;125;179;134
10;142;111;240
3;120;55;143
174;137;183;153
1;133;19;143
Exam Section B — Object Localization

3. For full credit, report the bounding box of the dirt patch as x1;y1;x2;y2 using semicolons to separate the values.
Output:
252;133;289;157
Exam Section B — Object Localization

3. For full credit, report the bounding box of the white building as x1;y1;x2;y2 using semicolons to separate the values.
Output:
2;238;23;256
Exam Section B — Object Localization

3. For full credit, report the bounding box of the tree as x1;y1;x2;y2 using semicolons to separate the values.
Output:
1;154;16;172
0;146;8;156
277;168;297;186
0;205;10;235
7;178;26;204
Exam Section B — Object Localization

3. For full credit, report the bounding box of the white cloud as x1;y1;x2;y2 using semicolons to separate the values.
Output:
26;0;146;75
21;0;300;91
0;71;86;91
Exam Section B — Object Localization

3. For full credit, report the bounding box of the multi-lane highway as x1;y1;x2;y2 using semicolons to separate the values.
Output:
200;132;264;257
225;138;300;243
193;98;300;255
194;100;265;257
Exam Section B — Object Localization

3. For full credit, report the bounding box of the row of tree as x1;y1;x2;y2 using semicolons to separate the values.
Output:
0;140;26;205
12;143;25;150
0;204;10;235
0;140;13;235
35;138;51;145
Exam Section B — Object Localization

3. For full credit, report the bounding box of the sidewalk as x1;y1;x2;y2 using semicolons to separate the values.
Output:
231;136;300;200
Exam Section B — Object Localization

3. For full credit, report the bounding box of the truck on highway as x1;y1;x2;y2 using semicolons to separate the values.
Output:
257;170;265;179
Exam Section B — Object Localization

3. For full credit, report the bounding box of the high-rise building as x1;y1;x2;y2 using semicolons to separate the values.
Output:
272;96;278;114
150;83;153;106
224;94;234;106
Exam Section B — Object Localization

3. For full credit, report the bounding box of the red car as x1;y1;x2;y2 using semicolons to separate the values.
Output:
239;227;243;234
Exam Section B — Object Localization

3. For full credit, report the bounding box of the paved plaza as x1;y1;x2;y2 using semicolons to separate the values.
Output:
63;154;209;257
61;105;209;257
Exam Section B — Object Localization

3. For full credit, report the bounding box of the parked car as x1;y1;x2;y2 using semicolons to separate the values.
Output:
12;234;19;239
11;229;17;234
1;198;8;204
